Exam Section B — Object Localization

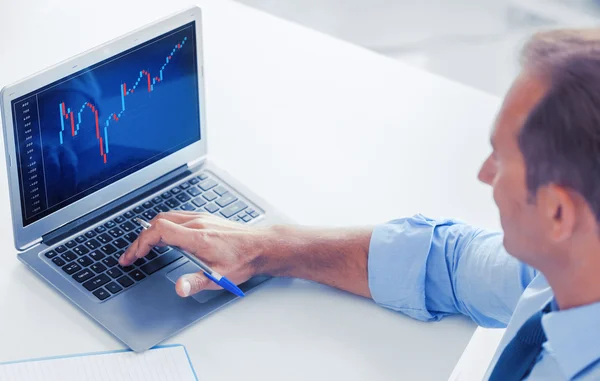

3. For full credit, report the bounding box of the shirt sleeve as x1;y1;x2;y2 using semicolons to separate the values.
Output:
367;214;537;328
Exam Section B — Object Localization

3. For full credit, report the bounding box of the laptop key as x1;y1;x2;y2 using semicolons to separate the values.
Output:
134;258;146;266
124;232;138;243
107;268;123;279
133;206;144;214
52;257;66;267
114;215;126;224
154;246;170;254
192;197;207;208
62;262;82;275
165;199;180;209
179;182;191;190
154;203;169;213
161;191;172;199
199;179;217;191
189;178;199;185
121;265;135;272
180;202;195;211
73;245;90;256
65;240;77;248
77;255;94;267
113;238;128;249
123;210;135;219
94;226;107;233
150;196;162;205
96;233;112;244
142;210;157;221
140;250;183;275
198;173;209;181
44;250;57;259
93;288;110;301
250;211;259;218
89;250;105;261
170;187;182;195
216;193;237;208
108;228;124;238
142;201;153;209
176;193;191;203
121;221;135;232
55;245;67;253
117;275;134;288
220;201;248;218
73;269;94;283
91;262;107;274
204;203;219;213
85;231;97;238
106;282;123;294
213;185;228;196
142;209;158;221
242;215;252;222
102;256;119;268
61;251;77;262
83;273;111;291
75;235;87;244
146;251;158;260
129;270;146;281
100;244;117;255
202;190;217;201
104;221;116;229
85;239;101;250
187;187;201;197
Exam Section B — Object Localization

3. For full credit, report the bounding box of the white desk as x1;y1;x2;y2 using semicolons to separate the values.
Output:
0;1;503;380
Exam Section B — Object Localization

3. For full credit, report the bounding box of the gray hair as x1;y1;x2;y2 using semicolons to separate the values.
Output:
518;28;600;219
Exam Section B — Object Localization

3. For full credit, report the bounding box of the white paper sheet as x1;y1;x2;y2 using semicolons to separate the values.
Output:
0;345;197;381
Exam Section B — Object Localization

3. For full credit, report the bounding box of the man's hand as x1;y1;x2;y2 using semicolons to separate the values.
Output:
119;212;274;297
119;211;374;299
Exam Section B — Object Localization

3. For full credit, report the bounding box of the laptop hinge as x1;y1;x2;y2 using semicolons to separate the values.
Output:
42;164;193;247
186;156;205;170
20;237;43;251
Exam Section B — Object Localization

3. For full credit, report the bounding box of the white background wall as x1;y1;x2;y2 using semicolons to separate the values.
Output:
235;0;600;96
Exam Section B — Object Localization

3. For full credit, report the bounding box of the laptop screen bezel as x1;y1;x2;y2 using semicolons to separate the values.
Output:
0;8;207;250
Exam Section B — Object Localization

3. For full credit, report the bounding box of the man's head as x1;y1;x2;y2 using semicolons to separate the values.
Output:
478;29;600;269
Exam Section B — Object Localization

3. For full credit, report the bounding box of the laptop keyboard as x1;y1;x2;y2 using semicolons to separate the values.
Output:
41;173;261;302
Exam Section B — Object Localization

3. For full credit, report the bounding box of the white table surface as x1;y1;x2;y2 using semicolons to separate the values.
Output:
0;1;504;380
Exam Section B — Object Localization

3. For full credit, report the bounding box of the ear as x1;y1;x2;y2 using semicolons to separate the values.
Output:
537;184;575;242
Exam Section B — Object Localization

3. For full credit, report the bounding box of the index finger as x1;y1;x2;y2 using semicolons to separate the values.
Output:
119;218;198;265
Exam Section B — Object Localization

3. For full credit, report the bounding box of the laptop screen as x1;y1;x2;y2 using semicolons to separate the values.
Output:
10;22;201;227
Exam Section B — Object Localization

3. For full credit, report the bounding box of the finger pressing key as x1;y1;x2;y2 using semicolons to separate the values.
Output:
119;218;197;266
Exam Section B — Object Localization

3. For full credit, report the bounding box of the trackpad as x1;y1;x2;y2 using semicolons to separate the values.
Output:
166;262;225;303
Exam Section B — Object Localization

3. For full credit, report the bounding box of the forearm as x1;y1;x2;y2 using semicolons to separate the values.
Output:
256;225;374;298
252;216;536;328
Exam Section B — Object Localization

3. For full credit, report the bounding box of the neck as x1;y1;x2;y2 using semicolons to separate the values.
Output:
541;242;600;310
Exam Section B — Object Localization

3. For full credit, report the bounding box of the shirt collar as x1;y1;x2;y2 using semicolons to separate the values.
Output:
542;299;600;379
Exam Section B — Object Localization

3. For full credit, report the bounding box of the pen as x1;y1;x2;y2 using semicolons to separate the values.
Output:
134;218;245;297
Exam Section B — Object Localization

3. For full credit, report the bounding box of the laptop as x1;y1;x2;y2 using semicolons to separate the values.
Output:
0;6;287;352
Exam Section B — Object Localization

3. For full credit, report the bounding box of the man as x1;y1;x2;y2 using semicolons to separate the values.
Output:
120;29;600;380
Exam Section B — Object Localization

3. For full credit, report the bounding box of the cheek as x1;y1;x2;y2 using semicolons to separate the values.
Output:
491;171;522;223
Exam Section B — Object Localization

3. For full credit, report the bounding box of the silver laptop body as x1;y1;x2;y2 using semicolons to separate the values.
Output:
0;6;287;352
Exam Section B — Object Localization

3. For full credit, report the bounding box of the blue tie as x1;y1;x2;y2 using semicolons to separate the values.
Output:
488;303;551;381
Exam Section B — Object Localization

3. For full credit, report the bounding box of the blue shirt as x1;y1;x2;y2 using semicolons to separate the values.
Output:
368;214;600;380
